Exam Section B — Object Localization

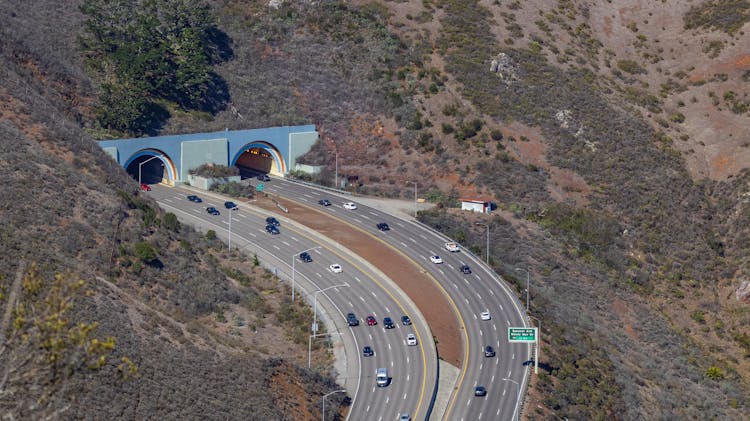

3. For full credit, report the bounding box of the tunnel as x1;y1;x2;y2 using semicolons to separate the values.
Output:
126;155;168;185
234;145;283;178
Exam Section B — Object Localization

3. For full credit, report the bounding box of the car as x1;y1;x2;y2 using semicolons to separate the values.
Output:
265;216;280;226
265;224;280;235
187;195;202;203
484;345;496;357
474;386;487;397
257;174;270;181
401;315;412;326
299;252;312;262
343;202;357;210
430;255;443;264
224;201;238;210
376;222;390;231
206;207;220;215
140;183;151;191
399;414;411;421
318;199;332;206
329;263;342;273
480;310;491;321
406;333;418;346
444;242;460;252
366;315;377;326
460;264;472;274
363;346;374;357
346;313;359;326
383;317;394;329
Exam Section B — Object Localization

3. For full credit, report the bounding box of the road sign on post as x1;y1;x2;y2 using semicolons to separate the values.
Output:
508;327;537;343
256;183;265;192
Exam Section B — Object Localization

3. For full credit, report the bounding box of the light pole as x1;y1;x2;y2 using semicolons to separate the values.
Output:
308;332;342;369
291;246;322;302
407;181;417;218
529;314;541;375
328;151;339;189
227;206;238;251
516;267;530;313
138;155;161;186
321;389;346;421
313;283;349;335
502;377;521;421
474;222;490;264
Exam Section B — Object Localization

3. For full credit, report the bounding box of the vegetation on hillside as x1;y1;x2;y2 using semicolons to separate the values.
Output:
79;0;232;134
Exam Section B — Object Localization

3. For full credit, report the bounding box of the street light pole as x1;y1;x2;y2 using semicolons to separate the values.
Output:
227;208;233;252
321;389;346;421
474;222;490;264
502;378;521;421
292;246;322;302
407;181;417;218
313;283;349;335
530;314;541;375
138;155;161;186
516;267;530;313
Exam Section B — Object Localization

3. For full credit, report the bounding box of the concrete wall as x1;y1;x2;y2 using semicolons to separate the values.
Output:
181;138;228;181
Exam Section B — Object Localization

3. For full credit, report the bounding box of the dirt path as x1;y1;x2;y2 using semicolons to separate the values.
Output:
253;194;463;367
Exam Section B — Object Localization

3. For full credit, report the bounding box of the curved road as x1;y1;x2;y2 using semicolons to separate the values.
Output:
261;178;532;421
148;185;436;421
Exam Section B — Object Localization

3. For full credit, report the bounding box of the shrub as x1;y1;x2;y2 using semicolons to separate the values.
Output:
617;59;646;74
163;213;180;232
134;241;158;263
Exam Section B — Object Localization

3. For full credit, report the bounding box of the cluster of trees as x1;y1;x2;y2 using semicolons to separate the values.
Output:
79;0;232;134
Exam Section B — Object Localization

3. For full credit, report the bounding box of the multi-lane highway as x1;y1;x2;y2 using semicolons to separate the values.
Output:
147;185;436;421
259;178;532;421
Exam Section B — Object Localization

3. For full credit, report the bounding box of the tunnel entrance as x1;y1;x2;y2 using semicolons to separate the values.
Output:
126;155;167;185
235;147;278;178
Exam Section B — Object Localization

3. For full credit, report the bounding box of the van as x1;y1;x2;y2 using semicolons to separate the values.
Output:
376;368;388;387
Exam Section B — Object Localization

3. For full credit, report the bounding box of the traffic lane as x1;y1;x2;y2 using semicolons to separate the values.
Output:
150;185;432;418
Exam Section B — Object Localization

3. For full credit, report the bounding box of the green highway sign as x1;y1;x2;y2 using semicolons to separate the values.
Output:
256;183;265;192
508;327;537;343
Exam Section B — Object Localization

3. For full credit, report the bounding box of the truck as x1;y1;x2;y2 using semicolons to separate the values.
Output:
444;242;460;252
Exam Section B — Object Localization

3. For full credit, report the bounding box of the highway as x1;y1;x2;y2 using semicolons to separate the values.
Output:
260;178;532;421
147;185;436;421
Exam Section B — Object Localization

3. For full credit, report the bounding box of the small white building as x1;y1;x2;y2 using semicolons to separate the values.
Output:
460;198;493;214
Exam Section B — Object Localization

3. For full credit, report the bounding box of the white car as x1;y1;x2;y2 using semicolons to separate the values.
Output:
429;255;443;264
406;333;418;346
329;264;343;273
480;310;491;321
343;202;358;210
444;242;460;252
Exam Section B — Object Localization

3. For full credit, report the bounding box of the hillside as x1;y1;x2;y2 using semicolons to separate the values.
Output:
2;0;750;419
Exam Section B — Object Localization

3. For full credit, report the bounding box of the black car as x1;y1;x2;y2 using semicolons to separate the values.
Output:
474;386;487;397
187;195;202;203
318;199;331;207
383;317;394;329
265;224;280;235
346;313;359;326
363;346;374;357
266;216;280;226
299;252;312;262
257;174;270;181
460;264;472;274
224;201;238;210
484;345;496;357
206;207;220;215
401;315;412;326
376;222;390;231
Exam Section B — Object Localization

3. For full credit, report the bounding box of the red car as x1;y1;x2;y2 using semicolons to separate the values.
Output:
366;316;377;326
140;183;151;191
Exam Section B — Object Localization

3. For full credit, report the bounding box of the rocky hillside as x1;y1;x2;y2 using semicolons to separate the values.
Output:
2;0;750;419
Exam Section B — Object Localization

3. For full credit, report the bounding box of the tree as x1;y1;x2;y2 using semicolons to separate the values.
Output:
134;241;158;263
0;264;118;418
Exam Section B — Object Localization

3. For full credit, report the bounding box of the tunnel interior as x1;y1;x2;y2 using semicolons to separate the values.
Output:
127;156;166;185
235;147;275;178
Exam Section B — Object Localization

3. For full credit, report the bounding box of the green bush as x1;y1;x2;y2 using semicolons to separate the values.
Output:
134;241;158;263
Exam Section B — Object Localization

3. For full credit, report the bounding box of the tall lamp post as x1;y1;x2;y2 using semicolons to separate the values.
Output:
515;267;530;313
227;206;239;251
328;151;339;189
502;377;521;421
291;246;322;302
312;283;349;335
474;222;490;264
138;155;161;186
406;181;418;218
321;389;346;421
529;314;541;375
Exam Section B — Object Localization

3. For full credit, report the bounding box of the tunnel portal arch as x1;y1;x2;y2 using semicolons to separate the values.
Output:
231;141;285;177
124;149;177;185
